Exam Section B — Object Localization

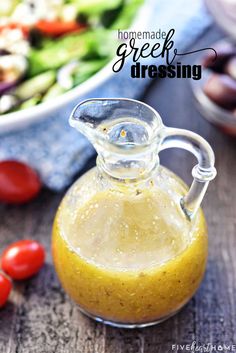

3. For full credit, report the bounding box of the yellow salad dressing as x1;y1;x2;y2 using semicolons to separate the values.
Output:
52;167;208;325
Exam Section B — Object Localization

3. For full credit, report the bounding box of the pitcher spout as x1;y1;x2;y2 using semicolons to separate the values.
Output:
69;98;163;147
69;98;164;180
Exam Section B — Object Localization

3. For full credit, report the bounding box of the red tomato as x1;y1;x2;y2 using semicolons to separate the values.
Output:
0;160;41;204
35;21;86;37
0;272;12;308
0;23;29;37
1;240;45;280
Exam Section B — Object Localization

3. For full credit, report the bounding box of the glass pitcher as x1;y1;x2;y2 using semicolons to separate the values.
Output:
52;98;216;328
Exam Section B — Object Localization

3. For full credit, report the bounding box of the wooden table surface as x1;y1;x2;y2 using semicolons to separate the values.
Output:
1;25;236;353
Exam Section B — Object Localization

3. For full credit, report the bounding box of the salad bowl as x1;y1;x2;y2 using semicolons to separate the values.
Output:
0;0;151;134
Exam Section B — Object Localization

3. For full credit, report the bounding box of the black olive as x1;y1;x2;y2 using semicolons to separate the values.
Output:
202;43;236;73
76;13;89;26
101;0;125;28
225;56;236;81
28;28;43;49
204;73;236;110
0;49;11;56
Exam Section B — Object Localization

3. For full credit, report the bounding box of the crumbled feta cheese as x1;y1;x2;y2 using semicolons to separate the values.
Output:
0;55;27;82
11;0;64;25
0;29;30;56
60;4;77;22
11;3;38;26
0;18;10;26
0;95;18;113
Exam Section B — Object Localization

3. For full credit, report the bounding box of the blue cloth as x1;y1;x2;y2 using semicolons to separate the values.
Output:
0;0;213;191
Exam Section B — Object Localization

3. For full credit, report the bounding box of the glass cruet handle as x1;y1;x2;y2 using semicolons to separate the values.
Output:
159;127;217;219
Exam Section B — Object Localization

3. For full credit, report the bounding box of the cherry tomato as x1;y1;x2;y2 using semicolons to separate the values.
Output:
0;23;29;37
35;21;86;37
0;160;41;204
1;240;45;280
0;272;12;308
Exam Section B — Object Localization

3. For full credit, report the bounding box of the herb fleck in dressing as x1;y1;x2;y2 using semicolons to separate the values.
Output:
52;167;207;325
